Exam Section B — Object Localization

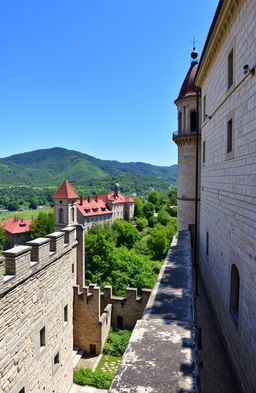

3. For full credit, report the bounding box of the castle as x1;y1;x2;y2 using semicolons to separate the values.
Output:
0;181;147;393
173;0;256;391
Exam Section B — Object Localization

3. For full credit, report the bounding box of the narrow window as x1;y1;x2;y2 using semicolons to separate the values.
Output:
19;389;25;393
59;208;64;223
228;49;233;89
71;207;75;222
227;119;233;153
40;327;45;349
203;95;206;120
178;111;182;132
183;106;186;130
230;264;240;323
72;263;74;273
203;141;206;163
64;305;68;322
206;232;209;255
54;352;60;365
190;111;197;131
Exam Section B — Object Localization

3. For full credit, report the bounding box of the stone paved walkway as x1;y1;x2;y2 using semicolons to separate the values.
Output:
69;385;107;393
196;274;242;393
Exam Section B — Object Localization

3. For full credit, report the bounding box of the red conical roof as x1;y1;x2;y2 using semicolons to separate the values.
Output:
53;180;79;199
175;62;198;102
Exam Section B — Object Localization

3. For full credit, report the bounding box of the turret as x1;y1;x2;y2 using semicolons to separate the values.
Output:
172;49;201;232
52;180;79;231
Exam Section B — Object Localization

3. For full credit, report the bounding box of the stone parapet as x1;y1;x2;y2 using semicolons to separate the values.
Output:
0;226;77;296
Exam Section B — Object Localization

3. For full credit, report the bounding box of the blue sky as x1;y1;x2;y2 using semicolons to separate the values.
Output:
0;0;218;166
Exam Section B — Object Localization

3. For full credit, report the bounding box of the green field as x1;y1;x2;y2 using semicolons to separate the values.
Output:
0;207;53;221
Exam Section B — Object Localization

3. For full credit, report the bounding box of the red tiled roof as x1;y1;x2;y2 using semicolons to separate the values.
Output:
53;180;79;199
97;193;134;205
0;217;32;234
175;62;198;101
76;197;113;217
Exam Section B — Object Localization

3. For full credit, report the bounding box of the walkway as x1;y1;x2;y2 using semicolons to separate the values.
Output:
109;231;199;393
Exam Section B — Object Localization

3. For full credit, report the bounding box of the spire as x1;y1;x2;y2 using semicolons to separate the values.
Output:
52;180;79;199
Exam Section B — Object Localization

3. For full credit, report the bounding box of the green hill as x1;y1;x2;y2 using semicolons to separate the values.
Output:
0;147;177;190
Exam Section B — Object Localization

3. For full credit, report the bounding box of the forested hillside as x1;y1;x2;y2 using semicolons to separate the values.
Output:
0;147;177;191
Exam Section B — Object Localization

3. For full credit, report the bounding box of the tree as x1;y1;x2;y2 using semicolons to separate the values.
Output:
158;208;171;226
148;191;164;211
168;190;177;205
143;202;154;219
112;219;140;249
147;224;169;260
0;227;7;252
148;216;158;228
134;197;144;217
28;211;54;240
135;217;148;231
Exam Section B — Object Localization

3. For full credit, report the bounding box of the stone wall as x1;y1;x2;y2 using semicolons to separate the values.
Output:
198;1;256;392
0;227;78;393
101;286;151;329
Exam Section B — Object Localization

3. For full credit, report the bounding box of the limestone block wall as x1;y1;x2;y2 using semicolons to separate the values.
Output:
101;286;151;329
73;284;112;355
198;1;256;392
0;227;78;393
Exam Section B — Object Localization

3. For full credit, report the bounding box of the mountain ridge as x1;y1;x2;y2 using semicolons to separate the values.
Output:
0;147;177;187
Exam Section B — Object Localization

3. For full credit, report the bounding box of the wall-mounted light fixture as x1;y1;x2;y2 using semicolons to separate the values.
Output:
204;114;212;120
243;64;255;76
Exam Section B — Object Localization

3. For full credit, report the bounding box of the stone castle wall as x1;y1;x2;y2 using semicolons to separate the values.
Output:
198;1;256;392
101;286;151;330
0;227;78;393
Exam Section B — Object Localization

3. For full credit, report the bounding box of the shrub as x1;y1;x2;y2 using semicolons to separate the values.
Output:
103;328;131;356
73;368;113;389
135;217;148;231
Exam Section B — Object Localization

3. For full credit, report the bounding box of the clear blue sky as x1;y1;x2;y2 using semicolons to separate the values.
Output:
0;0;218;166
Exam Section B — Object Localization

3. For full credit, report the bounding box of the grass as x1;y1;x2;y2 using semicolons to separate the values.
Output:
0;207;53;221
96;354;121;376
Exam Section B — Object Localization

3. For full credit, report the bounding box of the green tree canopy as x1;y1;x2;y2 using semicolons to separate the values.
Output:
168;190;177;205
133;197;144;218
157;208;171;226
112;219;140;249
28;211;54;240
0;227;7;252
135;217;148;231
143;201;154;219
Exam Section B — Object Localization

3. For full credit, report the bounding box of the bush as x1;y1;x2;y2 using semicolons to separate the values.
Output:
169;207;177;217
73;368;113;389
157;208;171;226
148;216;158;228
103;328;131;356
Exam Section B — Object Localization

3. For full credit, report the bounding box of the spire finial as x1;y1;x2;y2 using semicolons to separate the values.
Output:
190;36;198;63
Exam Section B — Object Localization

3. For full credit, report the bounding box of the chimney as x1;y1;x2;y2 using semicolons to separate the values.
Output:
80;195;84;205
95;195;98;202
88;196;91;203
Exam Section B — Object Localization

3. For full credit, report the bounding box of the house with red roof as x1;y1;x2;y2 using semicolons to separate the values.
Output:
53;181;134;231
0;217;32;248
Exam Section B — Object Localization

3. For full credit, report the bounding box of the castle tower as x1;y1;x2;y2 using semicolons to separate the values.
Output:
52;180;79;231
172;49;201;232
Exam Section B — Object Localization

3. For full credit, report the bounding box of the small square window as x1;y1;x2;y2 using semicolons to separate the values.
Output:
227;119;233;153
40;327;45;348
64;305;68;322
54;352;60;365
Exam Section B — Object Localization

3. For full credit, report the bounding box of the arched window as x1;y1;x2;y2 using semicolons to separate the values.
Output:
117;315;123;329
59;208;64;223
190;111;197;131
183;106;186;130
71;207;75;222
230;264;240;323
178;112;182;132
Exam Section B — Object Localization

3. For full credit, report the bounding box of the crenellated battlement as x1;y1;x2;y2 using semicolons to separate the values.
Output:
101;285;152;329
0;226;77;296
